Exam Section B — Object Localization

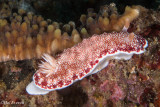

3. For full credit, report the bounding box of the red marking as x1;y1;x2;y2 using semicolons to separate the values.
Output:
79;72;85;78
90;60;99;68
95;60;99;63
52;84;57;88
85;68;91;74
41;81;47;86
99;53;102;58
100;50;108;57
47;85;52;89
58;81;64;87
34;75;40;82
35;81;38;85
90;61;94;67
65;80;72;86
72;74;78;80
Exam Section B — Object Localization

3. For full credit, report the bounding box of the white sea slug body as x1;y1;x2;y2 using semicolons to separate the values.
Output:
26;28;148;95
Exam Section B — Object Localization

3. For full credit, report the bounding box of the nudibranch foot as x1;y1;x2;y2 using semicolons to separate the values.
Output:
26;81;50;95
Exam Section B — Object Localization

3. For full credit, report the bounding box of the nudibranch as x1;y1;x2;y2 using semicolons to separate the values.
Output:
26;26;148;95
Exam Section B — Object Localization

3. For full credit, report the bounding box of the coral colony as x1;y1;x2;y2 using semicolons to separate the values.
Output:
26;24;148;95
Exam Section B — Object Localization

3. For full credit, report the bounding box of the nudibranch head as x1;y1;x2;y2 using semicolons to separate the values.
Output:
26;31;148;95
